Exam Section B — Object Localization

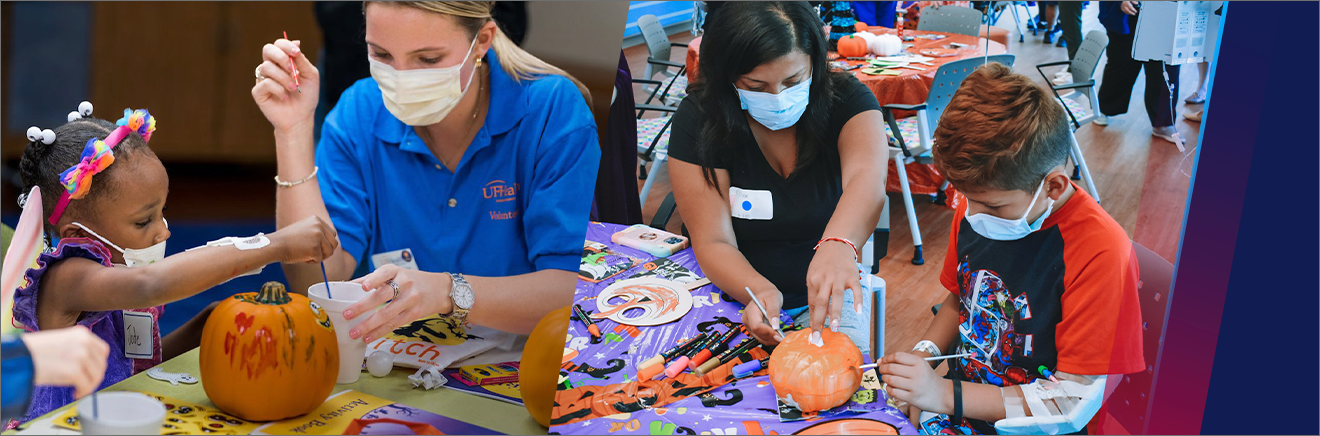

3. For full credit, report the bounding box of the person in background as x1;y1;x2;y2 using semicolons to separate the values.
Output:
1094;0;1183;147
2;328;109;426
668;2;888;353
1035;2;1060;44
852;1;898;27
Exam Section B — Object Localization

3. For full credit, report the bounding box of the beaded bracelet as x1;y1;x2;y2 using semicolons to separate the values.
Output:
275;166;319;188
814;237;860;260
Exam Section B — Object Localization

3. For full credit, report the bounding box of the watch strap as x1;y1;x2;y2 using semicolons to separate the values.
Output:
449;273;472;325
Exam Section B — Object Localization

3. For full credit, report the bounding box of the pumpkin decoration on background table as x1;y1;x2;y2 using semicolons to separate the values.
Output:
200;281;339;421
837;34;869;58
854;21;870;32
768;328;864;413
520;305;571;428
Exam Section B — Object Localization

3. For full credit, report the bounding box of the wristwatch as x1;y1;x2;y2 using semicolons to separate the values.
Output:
448;273;474;326
912;340;942;358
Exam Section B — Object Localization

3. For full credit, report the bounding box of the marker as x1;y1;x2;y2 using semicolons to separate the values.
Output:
664;356;691;379
638;361;666;380
1037;365;1060;383
858;352;975;371
573;304;601;339
283;31;301;93
690;326;743;370
638;333;708;372
745;287;783;340
694;338;758;376
732;357;770;379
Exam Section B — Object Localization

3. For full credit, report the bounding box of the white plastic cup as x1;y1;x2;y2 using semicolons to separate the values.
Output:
308;281;382;384
77;392;166;435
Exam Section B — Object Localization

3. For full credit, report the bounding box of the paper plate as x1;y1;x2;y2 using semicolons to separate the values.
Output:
593;277;693;327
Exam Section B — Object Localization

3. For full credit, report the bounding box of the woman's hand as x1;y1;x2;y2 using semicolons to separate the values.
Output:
741;287;785;346
252;37;320;135
805;240;861;335
270;216;339;264
878;352;952;414
343;265;454;343
22;326;110;398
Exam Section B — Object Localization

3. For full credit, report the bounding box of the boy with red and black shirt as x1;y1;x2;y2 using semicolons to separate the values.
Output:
877;63;1144;434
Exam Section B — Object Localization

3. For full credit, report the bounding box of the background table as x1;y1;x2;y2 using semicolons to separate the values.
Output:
551;222;915;435
8;348;543;435
849;28;1008;119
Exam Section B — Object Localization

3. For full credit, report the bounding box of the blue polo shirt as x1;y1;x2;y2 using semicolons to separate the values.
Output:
316;51;600;278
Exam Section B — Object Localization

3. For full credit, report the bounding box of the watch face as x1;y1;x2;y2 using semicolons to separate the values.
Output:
453;287;475;309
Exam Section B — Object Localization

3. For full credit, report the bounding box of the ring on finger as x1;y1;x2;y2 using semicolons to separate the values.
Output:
387;280;401;300
255;64;267;80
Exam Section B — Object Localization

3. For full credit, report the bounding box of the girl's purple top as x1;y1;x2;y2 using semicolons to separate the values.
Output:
10;238;163;422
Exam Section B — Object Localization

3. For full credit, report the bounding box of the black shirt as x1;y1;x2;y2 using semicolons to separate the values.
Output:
667;76;880;309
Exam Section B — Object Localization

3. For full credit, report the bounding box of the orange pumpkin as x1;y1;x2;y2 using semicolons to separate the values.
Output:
837;34;869;58
768;328;863;413
854;22;870;32
200;282;339;421
520;306;571;428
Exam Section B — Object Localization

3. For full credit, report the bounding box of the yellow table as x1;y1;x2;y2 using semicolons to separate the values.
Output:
8;348;544;435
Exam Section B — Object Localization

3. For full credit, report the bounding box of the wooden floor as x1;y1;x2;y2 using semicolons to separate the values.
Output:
625;6;1202;359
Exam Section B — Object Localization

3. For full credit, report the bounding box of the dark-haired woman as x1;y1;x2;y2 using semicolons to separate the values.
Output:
667;1;888;352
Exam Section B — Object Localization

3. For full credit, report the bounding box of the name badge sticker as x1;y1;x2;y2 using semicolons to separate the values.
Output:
729;186;774;220
371;248;420;271
123;311;154;360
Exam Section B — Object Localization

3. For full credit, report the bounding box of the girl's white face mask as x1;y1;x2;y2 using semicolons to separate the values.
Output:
72;219;168;268
369;36;480;126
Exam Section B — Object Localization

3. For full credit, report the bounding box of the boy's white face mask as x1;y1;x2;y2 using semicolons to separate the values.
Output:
964;178;1055;241
72;219;168;268
368;36;480;126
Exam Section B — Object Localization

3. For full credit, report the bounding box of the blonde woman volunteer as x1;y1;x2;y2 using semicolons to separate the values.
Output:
253;1;599;341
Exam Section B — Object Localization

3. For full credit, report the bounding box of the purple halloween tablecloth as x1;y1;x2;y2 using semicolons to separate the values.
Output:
551;222;916;435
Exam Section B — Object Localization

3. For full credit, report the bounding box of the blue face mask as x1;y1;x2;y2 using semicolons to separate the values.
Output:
734;77;812;131
965;178;1055;241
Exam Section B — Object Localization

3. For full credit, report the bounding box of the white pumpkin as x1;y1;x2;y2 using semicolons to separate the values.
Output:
854;31;878;45
869;34;903;56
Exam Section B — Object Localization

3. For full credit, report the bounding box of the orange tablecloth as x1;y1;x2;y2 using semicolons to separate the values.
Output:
846;28;1008;119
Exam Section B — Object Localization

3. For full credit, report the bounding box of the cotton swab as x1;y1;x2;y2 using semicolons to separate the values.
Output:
860;351;976;369
744;287;784;340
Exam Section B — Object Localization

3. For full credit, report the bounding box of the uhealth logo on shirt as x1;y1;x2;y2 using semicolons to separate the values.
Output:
484;180;520;220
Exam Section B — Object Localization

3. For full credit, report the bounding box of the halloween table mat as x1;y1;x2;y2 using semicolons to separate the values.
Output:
551;222;916;434
8;348;543;435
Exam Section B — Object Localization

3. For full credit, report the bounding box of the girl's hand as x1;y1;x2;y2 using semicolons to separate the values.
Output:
22;326;110;398
878;352;952;414
342;265;454;343
252;37;320;135
271;216;338;263
805;240;861;335
741;287;785;346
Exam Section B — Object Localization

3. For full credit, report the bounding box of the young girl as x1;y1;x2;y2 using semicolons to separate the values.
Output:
13;102;338;421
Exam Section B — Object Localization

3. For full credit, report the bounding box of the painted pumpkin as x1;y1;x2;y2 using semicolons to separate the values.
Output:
200;282;338;421
837;34;869;58
768;328;863;413
520;306;571;428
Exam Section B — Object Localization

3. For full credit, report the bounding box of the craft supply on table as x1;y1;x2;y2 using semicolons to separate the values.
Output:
365;314;517;370
367;351;394;377
409;366;448;390
57;392;257;435
611;224;689;257
442;362;525;406
593;277;694;326
694;337;760;376
145;367;198;386
572;304;601;338
579;240;641;283
458;361;520;386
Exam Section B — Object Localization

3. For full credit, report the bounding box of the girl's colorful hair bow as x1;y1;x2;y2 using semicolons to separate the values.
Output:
58;138;116;200
116;108;157;142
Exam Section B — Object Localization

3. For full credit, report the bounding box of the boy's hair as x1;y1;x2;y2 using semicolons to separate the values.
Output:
18;118;156;229
932;62;1072;192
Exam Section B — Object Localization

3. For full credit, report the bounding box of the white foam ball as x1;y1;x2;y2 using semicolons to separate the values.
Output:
870;34;903;56
366;350;394;377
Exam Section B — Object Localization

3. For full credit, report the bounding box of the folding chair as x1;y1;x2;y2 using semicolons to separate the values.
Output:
637;14;690;107
634;76;683;209
917;5;985;37
882;55;1015;265
1036;30;1108;203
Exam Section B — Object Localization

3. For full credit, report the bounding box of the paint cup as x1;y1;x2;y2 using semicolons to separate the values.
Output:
308;281;382;384
77;392;166;435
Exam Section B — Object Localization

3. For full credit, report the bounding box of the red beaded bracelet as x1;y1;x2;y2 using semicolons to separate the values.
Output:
814;237;860;260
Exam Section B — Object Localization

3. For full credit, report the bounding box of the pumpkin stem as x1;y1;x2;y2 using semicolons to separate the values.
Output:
256;281;293;305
